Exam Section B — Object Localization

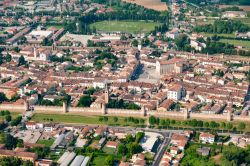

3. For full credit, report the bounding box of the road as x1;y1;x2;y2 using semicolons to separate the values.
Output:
153;133;172;166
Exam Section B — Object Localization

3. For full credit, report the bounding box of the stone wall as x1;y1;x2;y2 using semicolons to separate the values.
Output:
0;103;250;122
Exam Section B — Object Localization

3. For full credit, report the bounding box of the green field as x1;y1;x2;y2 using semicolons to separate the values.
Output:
202;33;250;50
220;39;250;49
202;33;236;38
31;113;145;126
37;139;55;147
103;147;116;154
90;20;160;33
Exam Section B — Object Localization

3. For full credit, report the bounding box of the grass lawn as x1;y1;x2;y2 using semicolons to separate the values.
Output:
37;139;55;147
31;113;145;126
46;25;64;30
90;20;161;33
91;155;107;166
202;33;236;38
220;39;250;49
102;147;116;154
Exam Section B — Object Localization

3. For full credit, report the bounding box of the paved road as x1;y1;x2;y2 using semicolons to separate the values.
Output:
153;133;171;166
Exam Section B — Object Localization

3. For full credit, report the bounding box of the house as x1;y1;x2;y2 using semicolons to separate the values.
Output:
44;124;54;132
94;127;106;137
197;147;210;156
25;121;36;130
158;99;174;111
166;28;179;39
170;146;179;155
199;133;215;144
190;40;206;51
105;141;119;149
131;153;146;166
167;85;184;101
35;159;53;166
0;149;37;162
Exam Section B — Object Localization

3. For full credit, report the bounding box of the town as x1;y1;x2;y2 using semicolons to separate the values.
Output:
0;0;250;165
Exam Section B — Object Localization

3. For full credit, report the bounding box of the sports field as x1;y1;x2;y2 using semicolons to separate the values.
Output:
90;20;160;33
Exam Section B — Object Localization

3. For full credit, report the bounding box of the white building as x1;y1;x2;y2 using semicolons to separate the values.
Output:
166;28;179;39
167;85;183;101
199;133;215;144
140;132;162;152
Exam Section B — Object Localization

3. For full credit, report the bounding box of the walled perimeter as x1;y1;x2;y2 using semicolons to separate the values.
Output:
0;102;249;122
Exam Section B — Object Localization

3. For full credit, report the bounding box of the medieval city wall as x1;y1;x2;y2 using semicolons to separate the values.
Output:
1;103;250;122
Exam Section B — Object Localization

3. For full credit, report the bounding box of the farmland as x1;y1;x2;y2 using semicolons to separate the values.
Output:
122;0;168;11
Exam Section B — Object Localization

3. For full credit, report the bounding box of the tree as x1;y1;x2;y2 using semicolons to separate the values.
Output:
113;117;118;122
226;122;233;130
135;132;145;143
5;115;11;122
149;116;157;125
6;54;12;62
127;142;143;155
77;95;93;107
174;34;190;51
237;122;246;130
18;55;26;66
118;144;127;155
132;39;139;47
0;92;7;103
105;155;114;166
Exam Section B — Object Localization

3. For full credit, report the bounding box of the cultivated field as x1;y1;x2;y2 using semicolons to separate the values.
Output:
122;0;168;11
219;5;250;11
90;20;160;33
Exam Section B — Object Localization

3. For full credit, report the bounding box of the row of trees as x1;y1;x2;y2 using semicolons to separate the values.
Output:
149;116;247;131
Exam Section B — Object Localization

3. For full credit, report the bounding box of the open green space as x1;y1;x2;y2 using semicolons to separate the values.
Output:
103;147;116;155
91;155;106;166
37;139;55;147
202;32;236;38
202;33;250;50
31;113;145;126
46;25;64;30
89;20;161;33
220;39;250;49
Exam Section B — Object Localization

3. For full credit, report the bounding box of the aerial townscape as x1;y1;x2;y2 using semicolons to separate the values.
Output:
0;0;250;165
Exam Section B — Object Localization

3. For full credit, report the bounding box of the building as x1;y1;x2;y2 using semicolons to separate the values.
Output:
199;133;215;144
0;149;37;162
222;11;247;18
166;28;179;39
140;132;161;153
156;58;184;75
25;121;37;130
167;85;184;101
105;141;119;149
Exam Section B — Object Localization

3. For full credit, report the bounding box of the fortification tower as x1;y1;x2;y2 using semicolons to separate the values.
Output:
184;108;190;120
105;85;109;104
63;101;68;113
